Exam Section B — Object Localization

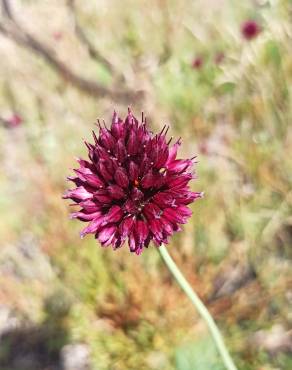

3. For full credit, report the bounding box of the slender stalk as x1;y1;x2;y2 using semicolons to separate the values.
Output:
158;244;237;370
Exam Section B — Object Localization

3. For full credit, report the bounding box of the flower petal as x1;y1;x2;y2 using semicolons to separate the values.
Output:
104;205;123;224
107;184;125;200
119;217;135;240
114;167;129;188
97;225;117;246
129;161;139;181
80;217;104;238
63;186;93;201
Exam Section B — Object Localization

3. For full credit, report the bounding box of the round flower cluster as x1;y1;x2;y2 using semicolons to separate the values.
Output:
64;109;202;254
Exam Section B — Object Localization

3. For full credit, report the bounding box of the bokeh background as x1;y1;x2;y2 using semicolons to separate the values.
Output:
0;0;291;369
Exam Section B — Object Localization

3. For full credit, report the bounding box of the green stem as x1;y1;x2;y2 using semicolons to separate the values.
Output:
158;244;237;370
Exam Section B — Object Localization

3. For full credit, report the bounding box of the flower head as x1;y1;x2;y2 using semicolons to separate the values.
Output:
192;56;204;69
241;20;261;40
52;31;63;41
5;113;23;128
63;109;202;255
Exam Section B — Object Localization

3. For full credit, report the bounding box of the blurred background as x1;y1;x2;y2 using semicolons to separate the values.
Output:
0;0;291;369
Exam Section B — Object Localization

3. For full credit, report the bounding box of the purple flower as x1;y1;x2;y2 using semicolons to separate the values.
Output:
52;31;63;41
241;20;261;40
5;113;23;128
63;109;202;255
192;56;204;69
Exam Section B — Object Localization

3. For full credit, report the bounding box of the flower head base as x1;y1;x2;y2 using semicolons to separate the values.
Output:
63;109;202;254
241;20;261;40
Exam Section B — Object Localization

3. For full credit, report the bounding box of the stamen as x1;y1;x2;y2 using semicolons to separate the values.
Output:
92;130;98;144
164;126;170;136
83;140;91;150
96;119;102;129
159;124;166;137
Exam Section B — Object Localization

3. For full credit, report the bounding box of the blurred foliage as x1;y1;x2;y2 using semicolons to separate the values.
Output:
0;0;291;369
175;338;225;370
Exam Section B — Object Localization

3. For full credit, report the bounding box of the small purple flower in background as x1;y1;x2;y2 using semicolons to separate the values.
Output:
52;31;63;41
63;109;202;255
192;56;204;69
5;113;23;128
214;52;225;65
241;20;261;40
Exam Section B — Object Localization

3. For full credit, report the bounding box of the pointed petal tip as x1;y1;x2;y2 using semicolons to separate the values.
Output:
96;118;102;128
135;248;143;255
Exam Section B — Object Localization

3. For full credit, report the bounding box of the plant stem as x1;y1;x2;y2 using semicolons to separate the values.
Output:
158;244;237;370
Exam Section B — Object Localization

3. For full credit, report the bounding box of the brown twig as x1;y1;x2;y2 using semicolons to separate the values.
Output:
67;0;116;75
0;0;141;102
1;0;12;18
